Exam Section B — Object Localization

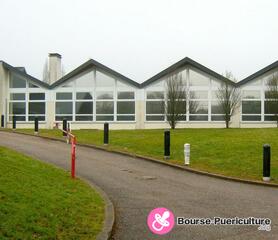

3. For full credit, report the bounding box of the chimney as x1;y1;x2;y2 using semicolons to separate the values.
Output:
48;53;62;84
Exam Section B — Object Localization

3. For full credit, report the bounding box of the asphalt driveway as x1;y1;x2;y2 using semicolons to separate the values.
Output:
0;131;277;239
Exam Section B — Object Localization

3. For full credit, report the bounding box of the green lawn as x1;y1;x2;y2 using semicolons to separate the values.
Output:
5;128;278;184
0;146;104;240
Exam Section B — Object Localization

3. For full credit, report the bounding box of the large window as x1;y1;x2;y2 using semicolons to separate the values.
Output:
9;73;27;121
96;91;114;121
9;93;46;122
188;70;209;121
55;92;73;121
117;91;135;121
75;71;94;88
145;70;212;122
96;71;115;87
10;73;26;88
146;91;165;121
52;69;137;122
189;70;209;86
264;90;278;121
189;91;208;121
9;93;26;121
28;93;45;121
211;90;225;121
75;92;93;121
241;90;261;121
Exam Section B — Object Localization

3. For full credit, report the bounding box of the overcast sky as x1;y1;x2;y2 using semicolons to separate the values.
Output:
0;0;277;83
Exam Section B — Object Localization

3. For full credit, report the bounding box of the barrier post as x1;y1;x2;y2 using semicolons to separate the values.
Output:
184;143;190;165
12;115;16;130
71;136;76;179
263;144;271;181
62;119;67;136
1;115;4;128
104;122;109;145
164;130;170;159
34;117;39;135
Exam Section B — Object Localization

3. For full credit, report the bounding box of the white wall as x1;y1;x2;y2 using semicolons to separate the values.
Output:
0;64;9;127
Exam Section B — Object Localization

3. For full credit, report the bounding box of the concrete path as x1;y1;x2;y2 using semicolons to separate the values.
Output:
0;131;277;240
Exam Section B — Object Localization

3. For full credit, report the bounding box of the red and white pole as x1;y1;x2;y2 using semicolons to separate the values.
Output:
71;136;76;178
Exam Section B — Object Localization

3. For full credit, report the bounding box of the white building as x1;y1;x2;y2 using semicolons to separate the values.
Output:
0;53;277;129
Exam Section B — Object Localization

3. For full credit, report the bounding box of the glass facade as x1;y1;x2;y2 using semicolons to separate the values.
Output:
145;68;212;122
117;91;135;121
144;68;278;123
146;91;165;121
53;68;135;122
75;92;93;121
240;75;277;122
8;73;46;122
10;73;26;88
28;93;45;121
6;65;278;126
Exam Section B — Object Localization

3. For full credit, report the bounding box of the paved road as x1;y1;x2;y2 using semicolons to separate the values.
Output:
0;132;277;240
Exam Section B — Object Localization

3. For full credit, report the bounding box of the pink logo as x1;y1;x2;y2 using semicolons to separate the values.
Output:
147;207;175;235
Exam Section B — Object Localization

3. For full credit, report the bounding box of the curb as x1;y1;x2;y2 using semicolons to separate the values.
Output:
77;143;278;188
1;129;278;188
79;177;115;240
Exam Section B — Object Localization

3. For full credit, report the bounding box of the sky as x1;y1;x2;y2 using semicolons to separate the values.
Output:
0;0;278;83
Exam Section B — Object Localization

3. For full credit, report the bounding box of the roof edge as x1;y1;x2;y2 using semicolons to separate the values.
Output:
237;60;278;86
3;57;278;90
140;57;236;88
50;59;92;89
1;61;50;89
50;58;141;89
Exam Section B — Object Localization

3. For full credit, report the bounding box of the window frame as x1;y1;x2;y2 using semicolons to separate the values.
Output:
116;91;136;122
75;91;94;122
241;84;263;123
55;91;73;122
145;90;166;122
8;73;47;123
28;92;46;121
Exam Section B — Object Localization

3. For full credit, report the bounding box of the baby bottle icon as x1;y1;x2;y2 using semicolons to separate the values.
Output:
152;210;170;231
147;207;174;235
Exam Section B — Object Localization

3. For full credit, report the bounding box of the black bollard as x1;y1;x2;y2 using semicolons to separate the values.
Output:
34;117;39;134
12;115;16;130
164;130;170;159
1;115;4;128
104;122;109;145
62;119;67;136
263;144;271;181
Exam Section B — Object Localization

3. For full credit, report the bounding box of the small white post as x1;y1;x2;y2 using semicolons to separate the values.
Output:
66;136;70;144
184;143;190;165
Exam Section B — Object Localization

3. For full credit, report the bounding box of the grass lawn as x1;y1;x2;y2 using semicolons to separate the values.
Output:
0;146;104;240
5;128;278;184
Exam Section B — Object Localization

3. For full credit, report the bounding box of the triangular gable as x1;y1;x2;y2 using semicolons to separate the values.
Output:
140;57;236;88
1;61;50;89
237;60;278;86
50;59;140;89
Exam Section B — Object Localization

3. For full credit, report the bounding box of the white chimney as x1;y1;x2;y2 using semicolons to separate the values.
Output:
48;53;62;84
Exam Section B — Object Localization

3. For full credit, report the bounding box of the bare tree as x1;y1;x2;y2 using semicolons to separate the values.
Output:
42;59;49;83
188;92;200;117
216;72;241;128
165;74;187;129
266;74;278;127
